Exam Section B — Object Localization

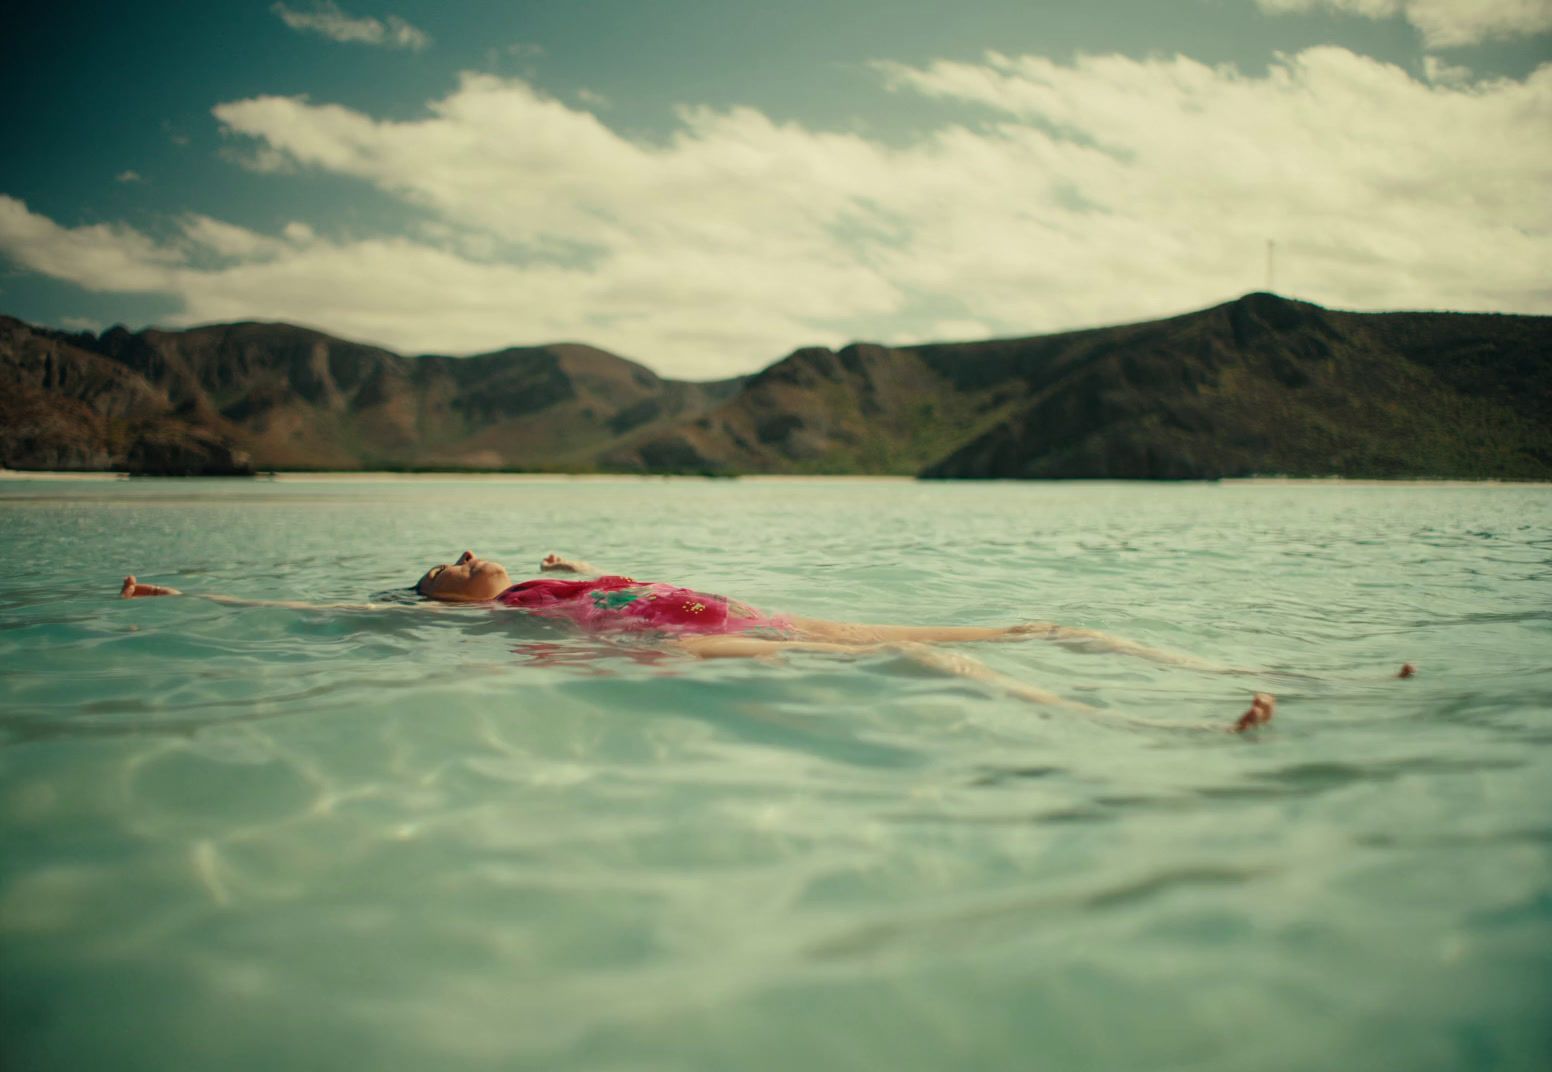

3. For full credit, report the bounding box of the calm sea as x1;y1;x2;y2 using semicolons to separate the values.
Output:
1;476;1548;1071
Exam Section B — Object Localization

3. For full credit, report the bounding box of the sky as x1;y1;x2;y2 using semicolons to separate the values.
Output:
1;0;1549;379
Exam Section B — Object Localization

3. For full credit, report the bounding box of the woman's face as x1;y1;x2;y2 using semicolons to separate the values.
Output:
415;550;512;601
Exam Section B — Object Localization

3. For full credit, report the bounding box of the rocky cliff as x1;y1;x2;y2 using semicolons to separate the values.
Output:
917;294;1552;479
0;316;739;475
612;293;1551;480
3;294;1547;478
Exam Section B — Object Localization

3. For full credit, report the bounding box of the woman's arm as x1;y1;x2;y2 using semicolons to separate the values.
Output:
118;575;445;612
539;553;604;576
200;594;444;611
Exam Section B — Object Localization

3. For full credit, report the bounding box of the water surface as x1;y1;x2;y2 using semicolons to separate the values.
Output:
2;477;1549;1070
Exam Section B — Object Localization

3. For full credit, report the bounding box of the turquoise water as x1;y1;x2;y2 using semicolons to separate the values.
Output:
1;476;1549;1071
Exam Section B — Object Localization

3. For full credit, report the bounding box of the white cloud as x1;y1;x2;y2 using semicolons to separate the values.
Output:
180;215;289;259
1422;55;1472;84
1256;0;1552;49
0;195;182;293
3;49;1550;378
115;170;143;184
271;2;430;51
219;143;297;174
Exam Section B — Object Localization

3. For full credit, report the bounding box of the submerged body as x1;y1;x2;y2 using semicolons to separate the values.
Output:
496;575;793;636
114;547;1400;732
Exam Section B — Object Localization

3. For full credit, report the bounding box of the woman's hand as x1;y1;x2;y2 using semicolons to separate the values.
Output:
540;553;595;574
120;575;181;598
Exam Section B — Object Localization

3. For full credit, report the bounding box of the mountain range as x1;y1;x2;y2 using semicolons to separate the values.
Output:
2;293;1548;479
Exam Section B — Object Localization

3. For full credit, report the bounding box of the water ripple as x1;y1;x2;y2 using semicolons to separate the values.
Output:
2;478;1550;1071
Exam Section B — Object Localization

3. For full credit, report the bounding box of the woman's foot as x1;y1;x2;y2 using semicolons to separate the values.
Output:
1233;692;1276;733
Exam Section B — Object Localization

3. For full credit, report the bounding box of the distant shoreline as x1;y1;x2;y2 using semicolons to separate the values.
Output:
3;469;1549;488
7;296;1547;482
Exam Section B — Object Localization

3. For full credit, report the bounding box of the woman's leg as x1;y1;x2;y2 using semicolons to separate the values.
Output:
786;615;1240;672
675;634;1274;733
1005;622;1244;673
889;641;1274;733
785;616;1018;645
674;634;885;659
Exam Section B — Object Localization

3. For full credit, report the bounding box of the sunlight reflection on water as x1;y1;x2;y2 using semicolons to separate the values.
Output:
1;477;1549;1070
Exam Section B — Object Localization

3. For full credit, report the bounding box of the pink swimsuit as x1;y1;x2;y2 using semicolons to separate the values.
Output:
497;576;793;637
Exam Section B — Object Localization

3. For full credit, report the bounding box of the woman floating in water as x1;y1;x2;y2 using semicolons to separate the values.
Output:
121;548;1336;733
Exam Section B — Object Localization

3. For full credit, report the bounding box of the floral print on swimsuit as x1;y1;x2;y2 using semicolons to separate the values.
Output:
496;575;792;636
